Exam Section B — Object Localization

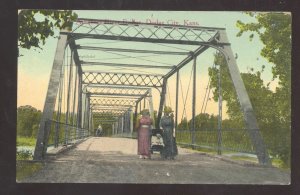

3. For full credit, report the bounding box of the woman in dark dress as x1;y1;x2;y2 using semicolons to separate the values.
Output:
160;106;178;160
136;109;152;159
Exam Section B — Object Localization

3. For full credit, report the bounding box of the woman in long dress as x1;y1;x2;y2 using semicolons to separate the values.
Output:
160;106;178;160
136;109;152;159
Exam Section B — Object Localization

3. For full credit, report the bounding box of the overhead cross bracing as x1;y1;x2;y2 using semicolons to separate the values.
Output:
84;85;151;97
34;18;271;166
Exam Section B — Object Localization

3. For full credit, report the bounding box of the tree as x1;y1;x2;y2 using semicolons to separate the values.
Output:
236;12;291;129
207;12;291;167
17;105;42;137
237;12;291;167
18;10;77;54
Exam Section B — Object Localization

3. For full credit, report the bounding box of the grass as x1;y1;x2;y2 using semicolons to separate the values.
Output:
230;156;258;163
16;161;43;181
17;136;36;146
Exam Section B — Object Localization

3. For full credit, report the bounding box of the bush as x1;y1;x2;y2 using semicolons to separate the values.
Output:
17;149;33;160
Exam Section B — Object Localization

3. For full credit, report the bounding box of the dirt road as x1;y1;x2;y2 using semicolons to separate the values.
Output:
21;137;290;184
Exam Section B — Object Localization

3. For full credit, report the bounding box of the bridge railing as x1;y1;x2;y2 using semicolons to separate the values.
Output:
111;128;258;155
46;120;90;148
176;128;257;155
112;132;137;139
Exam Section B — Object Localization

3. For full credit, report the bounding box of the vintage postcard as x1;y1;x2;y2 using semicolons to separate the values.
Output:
17;10;291;184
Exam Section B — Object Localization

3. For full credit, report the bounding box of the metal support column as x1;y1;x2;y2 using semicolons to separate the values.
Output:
191;57;196;147
54;61;65;147
139;101;142;113
175;70;179;131
217;65;222;155
65;50;74;145
121;115;124;133
157;79;167;129
218;30;270;165
133;102;139;131
86;95;91;131
130;109;133;134
148;89;155;128
71;65;78;126
77;70;83;128
33;32;68;160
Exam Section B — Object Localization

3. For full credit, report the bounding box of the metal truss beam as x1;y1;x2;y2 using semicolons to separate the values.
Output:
66;18;229;46
92;106;132;111
164;33;218;79
84;85;150;96
92;110;128;115
217;30;270;165
81;61;174;69
33;32;68;160
66;32;228;46
90;98;137;106
75;18;226;31
90;94;141;99
82;71;164;87
76;45;190;55
90;93;149;97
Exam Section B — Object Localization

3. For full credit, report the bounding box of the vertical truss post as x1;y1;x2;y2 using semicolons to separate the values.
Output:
121;114;124;133
123;113;127;133
89;109;93;133
79;90;87;136
33;32;68;160
133;102;139;131
54;61;65;147
65;50;74;145
65;49;73;125
71;64;78;126
148;89;155;128
86;94;91;131
217;64;223;155
118;118;121;134
175;70;179;132
77;66;83;129
218;30;270;165
157;79;167;129
139;101;142;113
121;116;123;134
81;91;86;130
191;56;197;147
130;109;133;134
116;121;118;135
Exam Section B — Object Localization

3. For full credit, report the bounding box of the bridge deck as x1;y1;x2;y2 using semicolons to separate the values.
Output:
22;137;289;184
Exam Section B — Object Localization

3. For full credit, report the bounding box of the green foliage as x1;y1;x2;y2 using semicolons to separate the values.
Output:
236;12;291;102
17;105;42;137
236;12;291;168
16;149;33;160
177;113;219;131
17;137;36;147
198;12;291;167
177;13;291;168
18;9;78;53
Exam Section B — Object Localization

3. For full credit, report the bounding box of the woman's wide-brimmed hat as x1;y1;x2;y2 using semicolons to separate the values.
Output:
164;106;173;114
141;109;150;115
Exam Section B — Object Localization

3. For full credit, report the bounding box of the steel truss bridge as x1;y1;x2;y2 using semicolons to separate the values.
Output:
33;18;270;165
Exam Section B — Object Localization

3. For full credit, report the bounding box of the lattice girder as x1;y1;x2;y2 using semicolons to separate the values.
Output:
82;72;164;87
66;18;227;46
85;85;150;96
90;97;137;107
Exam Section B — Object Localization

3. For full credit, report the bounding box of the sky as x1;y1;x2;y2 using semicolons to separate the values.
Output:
18;11;280;121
